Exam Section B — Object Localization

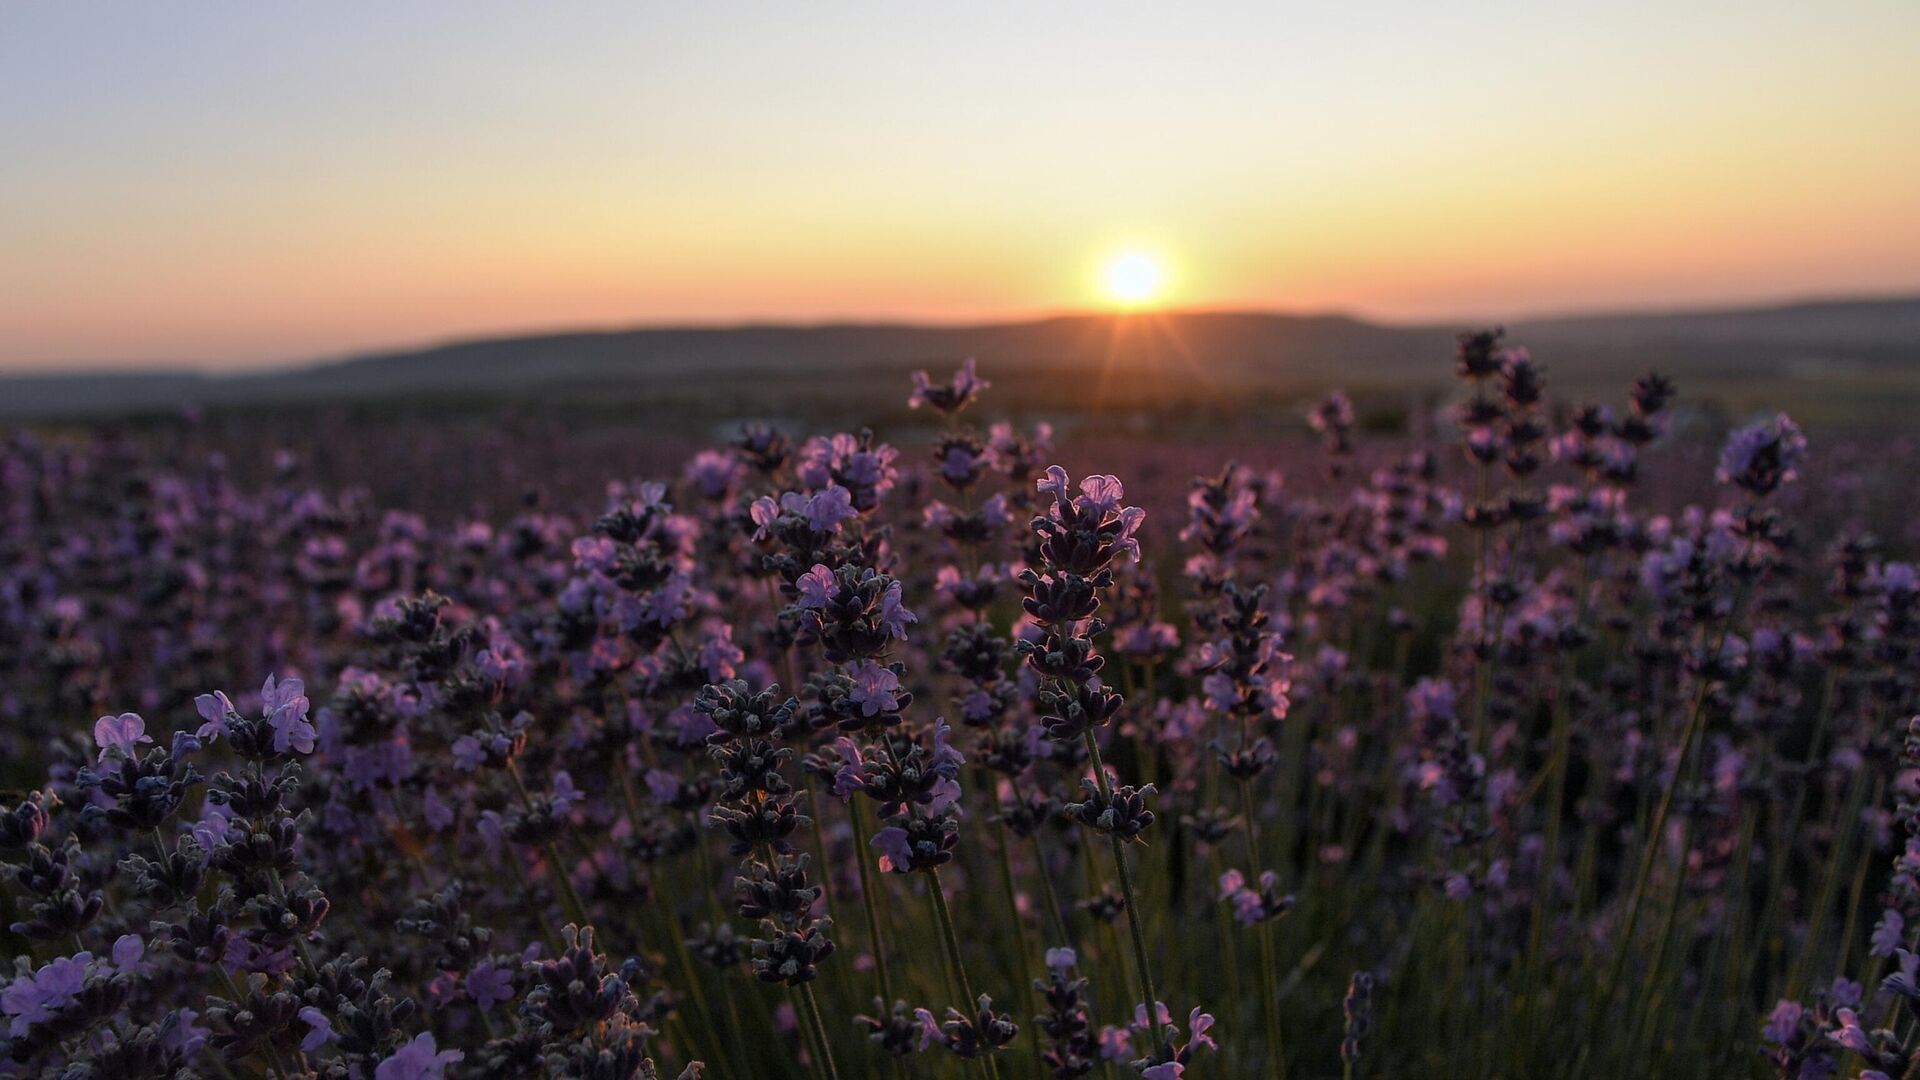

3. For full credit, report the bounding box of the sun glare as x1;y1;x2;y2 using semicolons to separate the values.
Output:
1104;252;1164;308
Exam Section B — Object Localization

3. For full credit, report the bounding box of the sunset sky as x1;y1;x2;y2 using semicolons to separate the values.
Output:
3;2;1918;371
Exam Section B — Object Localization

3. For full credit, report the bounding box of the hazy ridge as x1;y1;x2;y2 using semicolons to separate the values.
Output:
6;297;1919;424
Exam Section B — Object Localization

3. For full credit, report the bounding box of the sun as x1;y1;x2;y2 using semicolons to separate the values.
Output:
1103;252;1164;307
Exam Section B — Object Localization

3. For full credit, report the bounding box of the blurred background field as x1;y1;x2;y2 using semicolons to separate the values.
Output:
10;298;1920;433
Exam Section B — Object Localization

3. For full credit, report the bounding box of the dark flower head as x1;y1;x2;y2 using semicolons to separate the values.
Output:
936;995;1018;1060
1717;412;1808;497
1454;327;1505;380
1629;370;1676;418
694;679;798;745
789;563;918;662
750;922;836;986
0;791;58;852
1063;778;1156;842
909;358;990;415
857;998;925;1058
1033;467;1145;574
733;422;791;474
869;815;960;874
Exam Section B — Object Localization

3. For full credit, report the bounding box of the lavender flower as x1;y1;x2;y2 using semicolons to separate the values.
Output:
374;1031;464;1080
91;712;152;761
909;358;990;415
1717;413;1808;496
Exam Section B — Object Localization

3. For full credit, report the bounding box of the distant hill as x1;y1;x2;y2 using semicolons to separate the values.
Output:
6;297;1920;426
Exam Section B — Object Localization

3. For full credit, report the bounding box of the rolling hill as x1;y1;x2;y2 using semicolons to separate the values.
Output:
5;297;1919;426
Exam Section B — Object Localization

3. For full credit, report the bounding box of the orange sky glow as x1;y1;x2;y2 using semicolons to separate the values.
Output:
2;3;1917;371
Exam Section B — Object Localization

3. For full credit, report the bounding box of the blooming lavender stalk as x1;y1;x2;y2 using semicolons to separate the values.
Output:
1197;579;1293;1072
1308;391;1356;480
1341;970;1374;1080
1599;412;1809;1030
1017;466;1183;1060
697;677;842;1079
830;674;1018;1078
1522;376;1670;1006
1030;946;1100;1077
1454;328;1511;749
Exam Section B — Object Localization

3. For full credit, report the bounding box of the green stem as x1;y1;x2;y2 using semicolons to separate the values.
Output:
1594;667;1711;1028
1083;729;1167;1058
543;841;592;929
996;831;1041;1022
1030;831;1073;949
1526;556;1590;1008
1595;571;1750;1029
1788;768;1878;997
798;982;843;1080
1835;795;1880;977
1240;781;1287;1078
803;777;834;915
505;760;592;930
929;868;1003;1080
847;799;895;1005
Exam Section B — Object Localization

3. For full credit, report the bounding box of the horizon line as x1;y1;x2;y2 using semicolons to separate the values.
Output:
9;286;1919;380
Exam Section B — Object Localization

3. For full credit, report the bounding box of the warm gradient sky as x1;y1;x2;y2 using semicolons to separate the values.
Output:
3;2;1918;371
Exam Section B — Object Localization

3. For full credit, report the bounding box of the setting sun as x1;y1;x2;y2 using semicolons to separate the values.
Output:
1104;252;1165;307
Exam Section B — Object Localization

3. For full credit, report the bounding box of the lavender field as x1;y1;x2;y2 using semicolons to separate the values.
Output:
5;335;1920;1080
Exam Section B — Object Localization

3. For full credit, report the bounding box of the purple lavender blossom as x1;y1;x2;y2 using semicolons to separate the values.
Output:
909;358;990;414
1;953;88;1036
193;690;237;742
298;1006;336;1053
796;564;837;609
466;961;516;1010
847;660;904;717
870;826;915;874
91;711;152;760
1716;412;1808;496
1872;909;1905;959
375;1031;464;1080
1763;1000;1803;1046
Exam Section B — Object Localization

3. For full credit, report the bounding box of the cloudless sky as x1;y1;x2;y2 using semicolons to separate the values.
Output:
3;2;1917;371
